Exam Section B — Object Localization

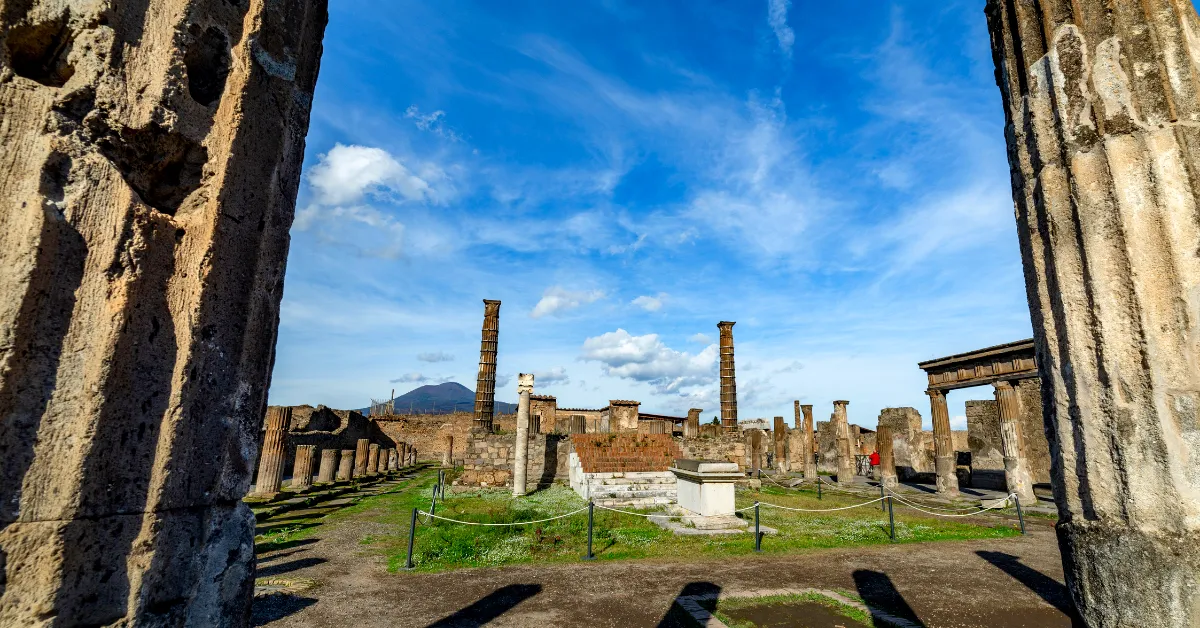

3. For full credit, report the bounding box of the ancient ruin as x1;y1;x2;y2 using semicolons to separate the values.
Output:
832;401;854;485
985;1;1200;624
513;373;534;497
473;300;501;432
718;321;738;431
292;445;317;490
253;406;293;497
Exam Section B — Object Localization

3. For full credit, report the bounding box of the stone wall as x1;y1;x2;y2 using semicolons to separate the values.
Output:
878;407;933;480
456;433;570;489
677;433;749;471
966;399;1004;469
372;410;517;463
572;433;680;473
1016;379;1051;484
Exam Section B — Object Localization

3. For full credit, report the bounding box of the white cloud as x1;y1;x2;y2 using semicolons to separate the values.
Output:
950;414;967;431
389;372;453;384
631;293;667;312
688;333;712;344
405;105;463;142
417;351;455;363
495;373;513;389
580;329;717;394
767;0;795;59
530;286;606;318
533;367;570;386
307;143;442;206
293;203;407;259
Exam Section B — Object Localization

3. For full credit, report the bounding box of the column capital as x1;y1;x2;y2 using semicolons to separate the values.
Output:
925;388;946;400
992;379;1015;391
833;400;849;407
517;372;534;394
800;404;813;411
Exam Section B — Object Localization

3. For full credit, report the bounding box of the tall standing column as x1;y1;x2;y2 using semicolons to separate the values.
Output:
773;416;788;473
801;404;817;480
292;445;317;490
877;426;898;489
474;300;502;432
986;4;1200;623
926;389;958;496
336;450;354;481
318;449;338;483
833;401;855;485
994;381;1036;504
354;439;370;477
367;444;380;476
253;407;293;497
513;374;534;497
442;433;454;467
718;321;738;431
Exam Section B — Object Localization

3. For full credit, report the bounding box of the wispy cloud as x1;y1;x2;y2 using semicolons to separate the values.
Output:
390;372;454;384
631;293;667;312
533;367;571;386
417;351;455;363
767;0;795;60
405;104;463;142
530;286;606;318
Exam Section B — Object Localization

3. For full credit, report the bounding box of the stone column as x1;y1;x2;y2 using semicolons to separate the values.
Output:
994;381;1036;504
718;321;738;430
925;389;958;496
292;445;317;490
386;448;396;472
686;409;701;437
442;433;454;467
877;426;898;489
985;4;1200;623
833;401;855;485
513;373;534;497
253;406;293;497
367;444;380;476
473;299;501;432
409;447;417;465
747;429;762;476
318;449;338;483
354;438;370;477
399;443;409;467
773;416;788;472
337;450;354;481
0;1;327;622
801;404;817;480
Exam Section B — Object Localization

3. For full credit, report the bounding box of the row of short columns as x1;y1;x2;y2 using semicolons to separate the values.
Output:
254;437;418;496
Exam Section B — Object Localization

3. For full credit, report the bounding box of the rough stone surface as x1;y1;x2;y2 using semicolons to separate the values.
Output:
986;1;1200;624
0;0;327;623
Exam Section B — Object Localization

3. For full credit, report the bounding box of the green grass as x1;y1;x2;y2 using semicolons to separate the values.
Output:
317;469;1022;573
704;592;881;628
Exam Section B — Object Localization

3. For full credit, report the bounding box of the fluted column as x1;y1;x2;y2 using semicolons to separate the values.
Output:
877;426;898;489
474;300;501;432
994;381;1036;504
253;407;293;497
354;439;369;477
367;444;380;476
513;373;534;496
318;449;338;483
399;443;409;467
773;416;788;472
291;445;316;490
801;404;816;480
832;401;855;485
336;450;354;481
718;321;738;431
926;389;958;496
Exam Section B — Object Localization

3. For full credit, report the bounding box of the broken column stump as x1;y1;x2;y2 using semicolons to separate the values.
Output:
292;445;317;491
353;438;369;477
317;449;338;483
253;406;293;497
337;450;354;481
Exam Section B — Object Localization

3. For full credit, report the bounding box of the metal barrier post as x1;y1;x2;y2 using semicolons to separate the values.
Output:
880;485;886;512
754;502;762;552
583;501;596;561
888;496;896;542
1014;495;1026;535
430;485;437;517
817;478;822;500
403;507;417;569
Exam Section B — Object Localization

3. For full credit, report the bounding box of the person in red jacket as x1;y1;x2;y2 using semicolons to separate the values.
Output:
869;450;880;469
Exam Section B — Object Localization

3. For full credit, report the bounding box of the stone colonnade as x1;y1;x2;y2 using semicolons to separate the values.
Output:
253;407;294;496
832;401;854;485
292;445;317;490
986;1;1200;623
926;382;1037;501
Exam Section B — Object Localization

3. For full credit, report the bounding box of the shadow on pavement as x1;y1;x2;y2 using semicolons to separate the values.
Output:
976;551;1082;623
852;569;924;627
252;595;317;626
256;557;328;579
425;583;542;627
657;581;721;628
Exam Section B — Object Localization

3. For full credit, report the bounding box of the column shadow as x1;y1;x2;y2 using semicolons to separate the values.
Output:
852;569;924;627
657;581;721;628
976;551;1082;623
425;583;542;627
256;557;327;578
252;594;317;626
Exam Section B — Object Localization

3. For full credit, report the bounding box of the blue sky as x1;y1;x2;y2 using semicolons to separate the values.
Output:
268;0;1034;431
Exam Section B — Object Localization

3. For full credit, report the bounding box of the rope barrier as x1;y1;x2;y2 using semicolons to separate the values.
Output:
593;503;759;518
890;493;1016;518
418;505;589;527
758;496;888;513
884;489;994;513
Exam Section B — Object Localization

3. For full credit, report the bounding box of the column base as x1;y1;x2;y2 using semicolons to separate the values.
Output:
934;455;958;496
1058;520;1200;628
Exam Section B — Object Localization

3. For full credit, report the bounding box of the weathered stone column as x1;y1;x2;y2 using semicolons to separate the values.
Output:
473;299;501;432
367;444;380;476
686;409;701;437
318;449;338;483
337;450;354;481
747;429;762;476
354;439;370;477
801;404;817;480
926;389;958;496
386;448;396;472
993;381;1036;504
877;426;898;489
0;0;327;623
717;322;738;431
292;445;317;490
441;433;454;467
409;447;417;466
399;443;409;467
513;373;534;497
833;401;855;485
772;416;788;472
253;406;293;497
985;4;1200;623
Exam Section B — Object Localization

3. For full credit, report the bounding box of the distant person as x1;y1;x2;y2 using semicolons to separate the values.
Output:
869;449;880;473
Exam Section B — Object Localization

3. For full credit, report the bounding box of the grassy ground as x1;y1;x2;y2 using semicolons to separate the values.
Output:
291;469;1023;573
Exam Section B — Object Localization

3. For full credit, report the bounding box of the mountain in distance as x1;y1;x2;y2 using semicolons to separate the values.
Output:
387;382;517;415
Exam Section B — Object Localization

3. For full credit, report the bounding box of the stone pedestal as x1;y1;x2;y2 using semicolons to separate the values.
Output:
318;449;338;483
985;4;1200;623
926;390;958;496
367;444;380;476
514;374;534;496
292;445;317;490
354;439;369;477
337;450;354;481
670;460;745;529
876;426;898;489
253;406;293;497
994;381;1035;504
833;401;855;485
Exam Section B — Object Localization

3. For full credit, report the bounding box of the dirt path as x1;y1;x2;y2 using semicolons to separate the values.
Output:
253;496;1076;628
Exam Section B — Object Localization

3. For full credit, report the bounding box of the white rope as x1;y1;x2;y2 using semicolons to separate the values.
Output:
891;493;1017;518
593;503;759;518
418;505;589;526
758;496;888;513
884;489;992;513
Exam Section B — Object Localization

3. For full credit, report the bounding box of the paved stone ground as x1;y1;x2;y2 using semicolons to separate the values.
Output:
253;496;1078;628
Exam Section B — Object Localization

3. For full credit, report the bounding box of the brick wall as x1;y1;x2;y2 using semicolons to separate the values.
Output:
456;433;571;489
572;433;681;473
